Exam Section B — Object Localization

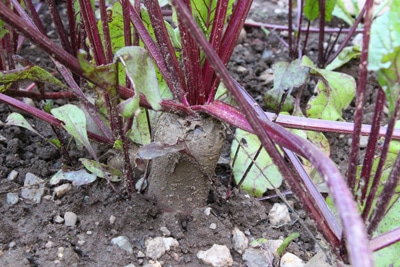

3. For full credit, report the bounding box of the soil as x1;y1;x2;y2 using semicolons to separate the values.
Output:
0;1;378;267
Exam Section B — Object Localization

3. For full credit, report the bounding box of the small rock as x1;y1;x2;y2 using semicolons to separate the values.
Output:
160;226;170;236
304;250;334;267
0;134;7;143
237;28;247;44
6;193;19;205
243;248;273;267
265;239;284;257
209;223;217;230
111;236;133;254
146;237;165;260
280;252;305;267
21;172;45;203
258;68;274;85
163;237;179;251
143;260;162;267
54;183;72;198
8;241;16;248
269;203;291;226
109;215;116;225
204;207;212;216
54;215;64;224
7;170;18;181
86;231;92;235
124;264;137;267
137;250;146;258
45;241;55;249
232;227;248;254
236;66;249;74
197;244;233;267
64;211;78;226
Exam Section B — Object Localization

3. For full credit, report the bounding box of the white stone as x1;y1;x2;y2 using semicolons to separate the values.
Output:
204;207;212;216
7;170;18;181
124;264;137;267
162;237;179;251
54;215;64;224
54;183;72;198
21;173;45;203
269;203;291;226
6;193;19;205
137;250;146;258
146;237;166;260
160;226;170;236
280;252;305;267
143;260;162;267
109;215;116;225
266;239;284;257
197;244;233;267
232;227;248;254
45;241;55;249
64;211;77;226
243;248;273;267
210;223;217;230
111;236;133;254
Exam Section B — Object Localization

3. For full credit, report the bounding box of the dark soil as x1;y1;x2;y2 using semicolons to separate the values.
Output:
0;1;378;266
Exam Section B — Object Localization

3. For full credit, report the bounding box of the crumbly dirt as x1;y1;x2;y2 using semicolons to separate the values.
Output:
0;0;378;266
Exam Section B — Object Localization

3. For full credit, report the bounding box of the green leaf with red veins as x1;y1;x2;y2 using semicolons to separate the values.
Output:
302;56;356;121
230;128;283;197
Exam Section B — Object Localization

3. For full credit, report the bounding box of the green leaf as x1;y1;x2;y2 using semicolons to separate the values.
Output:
250;238;268;248
277;233;300;257
304;0;336;22
326;46;361;71
51;104;97;160
0;65;68;92
264;59;309;112
49;169;97;186
273;59;310;91
332;0;356;25
373;197;400;267
0;20;9;39
128;108;153;145
368;0;400;115
302;56;356;121
230;129;283;197
114;46;162;113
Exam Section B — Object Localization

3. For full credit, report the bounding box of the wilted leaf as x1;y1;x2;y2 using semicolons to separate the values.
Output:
80;158;121;182
51;104;97;160
49;169;97;186
230;129;283;197
6;112;42;138
138;141;185;159
302;56;356;121
0;65;68;92
114;46;162;112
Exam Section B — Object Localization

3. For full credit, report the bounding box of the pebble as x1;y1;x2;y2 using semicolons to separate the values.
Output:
258;68;274;85
232;227;248;254
197;244;233;267
269;203;291;226
143;260;162;267
266;239;284;257
280;252;305;267
204;207;212;216
109;215;116;225
236;66;249;74
111;236;133;254
64;211;78;226
45;241;55;249
160;226;170;236
21;172;45;203
54;215;64;224
145;237;179;260
243;247;273;267
124;264;137;267
6;193;19;205
54;183;72;198
137;250;146;258
7;170;18;181
209;223;217;230
8;241;16;248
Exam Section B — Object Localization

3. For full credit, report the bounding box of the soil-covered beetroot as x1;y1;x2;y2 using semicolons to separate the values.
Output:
147;112;225;213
